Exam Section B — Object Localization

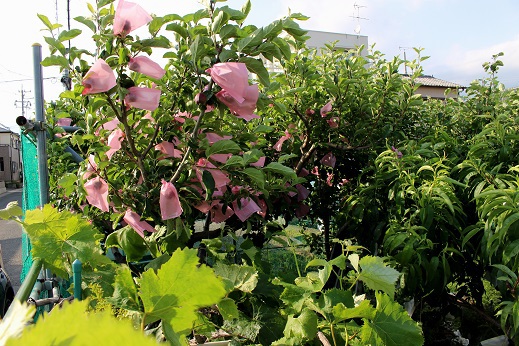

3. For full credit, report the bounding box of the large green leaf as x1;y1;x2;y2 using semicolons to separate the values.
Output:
357;256;400;298
333;299;376;323
6;301;157;346
23;204;110;278
139;248;226;336
242;167;266;189
108;265;141;312
263;162;297;179
205;139;242;157
361;293;424;346
274;308;318;345
214;262;258;293
58;29;82;42
239;57;270;86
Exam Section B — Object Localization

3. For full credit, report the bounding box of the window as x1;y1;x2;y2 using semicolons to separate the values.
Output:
0;158;4;172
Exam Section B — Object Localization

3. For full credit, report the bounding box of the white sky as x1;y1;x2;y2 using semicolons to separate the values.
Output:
2;0;519;131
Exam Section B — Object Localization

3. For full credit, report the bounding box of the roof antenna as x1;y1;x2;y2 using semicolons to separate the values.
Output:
399;46;411;75
350;2;368;34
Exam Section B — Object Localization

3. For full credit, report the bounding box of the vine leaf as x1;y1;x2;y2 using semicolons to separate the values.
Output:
273;308;318;345
23;204;110;278
357;255;400;298
361;292;424;346
6;301;157;346
139;248;226;335
214;262;258;293
108;265;141;312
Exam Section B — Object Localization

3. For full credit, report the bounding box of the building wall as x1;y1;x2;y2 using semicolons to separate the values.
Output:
416;86;459;100
0;132;21;182
306;30;369;56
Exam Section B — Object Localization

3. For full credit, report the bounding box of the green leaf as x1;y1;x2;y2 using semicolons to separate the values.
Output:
276;282;312;313
219;24;238;40
357;256;400;298
311;288;354;320
0;301;35;345
23;204;110;278
105;226;148;262
211;10;229;34
239;57;270;86
58;29;82;42
0;201;23;220
37;14;56;31
205;139;242;157
503;239;519;264
6;301;157;346
107;265;141;312
242;167;265;189
218;297;240;320
165;23;189;39
240;0;252;23
273;37;292;60
202;169;215;200
41;56;69;69
282;19;308;38
276;309;318;345
139;248;226;335
214;262;258;293
263;162;296;179
361;292;424;346
333;299;376;323
237;28;264;52
263;20;283;40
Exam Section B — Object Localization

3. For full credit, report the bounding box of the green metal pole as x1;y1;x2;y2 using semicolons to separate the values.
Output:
72;259;82;301
32;43;49;207
4;258;43;319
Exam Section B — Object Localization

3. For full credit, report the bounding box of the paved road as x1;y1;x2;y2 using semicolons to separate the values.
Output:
0;189;23;293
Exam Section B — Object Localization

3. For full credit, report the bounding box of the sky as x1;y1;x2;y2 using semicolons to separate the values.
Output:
2;0;519;131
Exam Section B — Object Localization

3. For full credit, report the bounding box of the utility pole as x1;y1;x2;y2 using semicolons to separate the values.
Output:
14;86;32;117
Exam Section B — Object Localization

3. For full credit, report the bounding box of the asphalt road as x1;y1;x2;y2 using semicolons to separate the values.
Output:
0;188;23;293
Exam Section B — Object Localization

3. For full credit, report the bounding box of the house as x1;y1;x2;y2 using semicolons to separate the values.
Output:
0;124;21;184
305;30;368;55
403;74;464;100
262;29;369;73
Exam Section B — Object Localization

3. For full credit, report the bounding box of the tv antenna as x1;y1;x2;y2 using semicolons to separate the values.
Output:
399;46;412;74
350;2;368;34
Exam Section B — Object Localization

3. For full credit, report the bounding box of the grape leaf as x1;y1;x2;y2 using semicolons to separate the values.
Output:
23;204;111;278
276;282;313;314
6;301;157;346
357;256;400;298
139;248;226;336
0;301;35;345
332;299;376;323
274;308;318;345
108;265;141;312
361;292;424;346
214;262;258;293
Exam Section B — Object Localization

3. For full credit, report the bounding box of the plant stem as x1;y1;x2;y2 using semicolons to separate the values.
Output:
170;80;214;184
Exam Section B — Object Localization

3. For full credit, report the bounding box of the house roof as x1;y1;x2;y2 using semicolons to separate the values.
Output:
0;124;12;133
403;74;464;88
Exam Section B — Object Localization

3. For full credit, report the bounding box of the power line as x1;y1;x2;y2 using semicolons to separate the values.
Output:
0;77;57;84
14;87;32;117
